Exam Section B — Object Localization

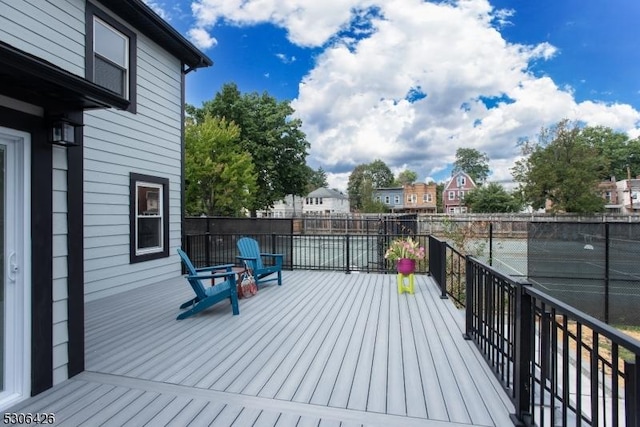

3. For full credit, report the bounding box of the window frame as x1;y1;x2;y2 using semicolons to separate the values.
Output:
86;2;137;113
448;191;455;200
129;173;169;263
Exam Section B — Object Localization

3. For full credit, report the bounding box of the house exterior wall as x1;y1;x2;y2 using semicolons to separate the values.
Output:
83;26;183;301
0;0;85;76
402;183;437;213
616;178;640;214
303;196;350;214
257;195;304;217
443;172;476;214
374;187;404;211
0;0;202;403
52;147;69;385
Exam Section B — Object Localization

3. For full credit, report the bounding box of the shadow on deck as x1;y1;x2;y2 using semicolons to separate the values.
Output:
9;271;515;426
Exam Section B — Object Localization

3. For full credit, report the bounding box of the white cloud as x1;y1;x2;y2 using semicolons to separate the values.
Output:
143;0;171;21
188;27;217;49
188;0;640;191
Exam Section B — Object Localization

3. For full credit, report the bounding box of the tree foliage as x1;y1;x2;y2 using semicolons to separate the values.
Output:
184;116;257;216
452;148;490;184
464;182;522;213
395;169;418;186
187;83;310;215
347;159;394;211
512;119;607;213
581;126;640;180
306;166;329;193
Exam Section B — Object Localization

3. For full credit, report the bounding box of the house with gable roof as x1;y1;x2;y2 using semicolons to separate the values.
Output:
303;187;350;214
0;0;211;409
442;171;477;214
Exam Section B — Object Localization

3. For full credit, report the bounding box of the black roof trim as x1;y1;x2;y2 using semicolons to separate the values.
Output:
0;40;130;111
103;0;213;70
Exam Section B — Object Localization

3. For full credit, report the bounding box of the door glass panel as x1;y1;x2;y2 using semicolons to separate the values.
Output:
1;145;5;390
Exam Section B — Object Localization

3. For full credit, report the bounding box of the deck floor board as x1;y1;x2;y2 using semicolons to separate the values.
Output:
9;270;514;426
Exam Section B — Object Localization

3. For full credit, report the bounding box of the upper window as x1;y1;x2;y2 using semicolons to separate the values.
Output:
130;173;169;263
456;176;466;186
394;195;400;204
448;191;455;200
424;194;433;202
86;3;136;112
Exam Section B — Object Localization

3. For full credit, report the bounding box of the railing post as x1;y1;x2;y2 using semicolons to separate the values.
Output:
625;358;640;427
604;222;610;323
345;234;351;274
439;240;448;299
511;282;533;426
271;232;277;256
464;256;473;340
489;222;493;266
205;233;211;266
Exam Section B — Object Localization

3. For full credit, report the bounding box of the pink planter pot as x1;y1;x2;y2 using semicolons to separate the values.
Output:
396;258;416;275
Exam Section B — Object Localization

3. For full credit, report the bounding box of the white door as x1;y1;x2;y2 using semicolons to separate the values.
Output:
0;127;31;411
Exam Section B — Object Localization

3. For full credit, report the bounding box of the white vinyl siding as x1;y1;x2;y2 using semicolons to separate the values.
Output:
52;146;69;385
84;29;183;301
0;0;85;77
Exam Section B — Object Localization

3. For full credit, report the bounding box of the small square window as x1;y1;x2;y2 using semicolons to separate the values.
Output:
130;173;169;263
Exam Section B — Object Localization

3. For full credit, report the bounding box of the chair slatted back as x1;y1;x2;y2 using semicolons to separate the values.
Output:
237;237;264;270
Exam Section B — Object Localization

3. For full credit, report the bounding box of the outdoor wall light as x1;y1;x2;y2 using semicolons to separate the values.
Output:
49;116;81;147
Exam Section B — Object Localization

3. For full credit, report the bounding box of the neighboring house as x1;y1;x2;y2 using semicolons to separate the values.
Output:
598;178;623;213
616;176;640;214
257;194;304;218
403;183;437;213
0;0;211;410
373;187;404;211
442;172;477;214
303;188;350;214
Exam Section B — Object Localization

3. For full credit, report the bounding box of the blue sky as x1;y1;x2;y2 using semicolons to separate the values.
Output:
146;0;640;191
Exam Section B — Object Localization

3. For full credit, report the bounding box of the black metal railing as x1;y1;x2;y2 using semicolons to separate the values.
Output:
465;256;640;427
183;232;430;274
428;235;467;305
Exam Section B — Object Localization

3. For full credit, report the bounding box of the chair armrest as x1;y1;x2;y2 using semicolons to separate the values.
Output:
237;256;258;261
260;253;283;258
194;263;235;273
188;271;236;281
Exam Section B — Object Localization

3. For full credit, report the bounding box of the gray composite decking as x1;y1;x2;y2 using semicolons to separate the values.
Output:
10;271;515;426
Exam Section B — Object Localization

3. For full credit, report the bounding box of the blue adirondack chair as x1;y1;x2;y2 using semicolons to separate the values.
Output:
236;237;283;287
176;248;239;320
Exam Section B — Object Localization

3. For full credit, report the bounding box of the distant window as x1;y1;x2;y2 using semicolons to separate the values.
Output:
458;190;465;200
448;191;455;200
424;194;432;202
407;194;417;203
130;173;169;263
394;195;400;204
457;176;466;186
385;196;390;204
448;207;455;213
86;3;137;112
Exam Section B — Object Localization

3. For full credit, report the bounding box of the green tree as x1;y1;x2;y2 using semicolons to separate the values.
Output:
581;126;640;180
347;159;394;211
452;148;490;184
395;169;418;186
434;182;444;213
188;83;310;215
185;116;257;216
511;119;606;213
306;166;329;193
464;182;522;213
